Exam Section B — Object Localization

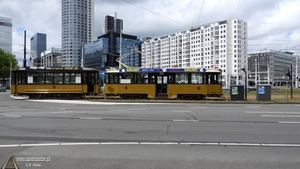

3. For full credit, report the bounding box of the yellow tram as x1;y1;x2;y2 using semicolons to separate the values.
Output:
11;66;99;98
104;67;223;99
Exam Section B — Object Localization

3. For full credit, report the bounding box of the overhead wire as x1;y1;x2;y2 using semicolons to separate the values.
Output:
121;0;191;28
196;0;205;26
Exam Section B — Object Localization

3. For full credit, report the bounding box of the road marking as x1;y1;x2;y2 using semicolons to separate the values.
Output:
173;119;199;122
4;115;21;117
52;111;74;114
220;143;261;146
1;142;300;147
246;106;261;108
20;143;60;147
261;115;300;118
100;142;139;145
0;144;19;148
80;117;102;120
139;142;178;145
28;100;169;105
127;109;145;111
278;121;300;124
180;143;219;145
246;111;300;114
261;144;300;147
190;107;206;109
172;110;191;112
60;142;100;146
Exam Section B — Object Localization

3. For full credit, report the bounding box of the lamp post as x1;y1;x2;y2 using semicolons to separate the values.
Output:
241;67;247;101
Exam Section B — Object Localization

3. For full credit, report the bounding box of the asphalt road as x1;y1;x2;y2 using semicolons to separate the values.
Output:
1;91;300;169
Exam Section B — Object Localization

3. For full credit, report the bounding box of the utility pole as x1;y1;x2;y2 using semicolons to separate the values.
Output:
23;30;26;68
119;29;122;69
255;58;257;87
241;67;247;101
291;64;293;99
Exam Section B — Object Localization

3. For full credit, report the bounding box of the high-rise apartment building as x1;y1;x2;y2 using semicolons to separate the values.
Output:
0;16;12;53
142;19;248;87
30;33;46;66
61;0;94;66
102;13;123;34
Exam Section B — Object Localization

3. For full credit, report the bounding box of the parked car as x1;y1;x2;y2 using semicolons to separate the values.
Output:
0;84;6;92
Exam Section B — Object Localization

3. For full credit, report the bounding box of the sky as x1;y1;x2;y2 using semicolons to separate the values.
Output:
0;0;300;66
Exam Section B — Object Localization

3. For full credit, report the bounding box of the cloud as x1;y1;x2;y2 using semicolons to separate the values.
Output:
1;0;300;67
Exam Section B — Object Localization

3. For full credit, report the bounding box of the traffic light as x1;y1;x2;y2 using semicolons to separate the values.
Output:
285;69;291;79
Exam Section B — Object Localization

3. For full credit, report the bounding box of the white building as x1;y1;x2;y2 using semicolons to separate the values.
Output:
61;0;94;66
142;19;248;87
0;16;12;54
41;48;62;67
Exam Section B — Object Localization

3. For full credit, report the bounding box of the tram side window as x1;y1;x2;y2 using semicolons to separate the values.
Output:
29;73;44;84
45;73;53;84
120;73;133;84
70;73;81;84
191;73;203;84
135;73;148;84
208;74;219;84
54;73;63;84
64;73;70;84
16;72;26;84
176;73;188;84
107;74;119;84
149;75;156;84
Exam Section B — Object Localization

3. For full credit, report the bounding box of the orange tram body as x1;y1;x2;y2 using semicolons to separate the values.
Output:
104;67;223;99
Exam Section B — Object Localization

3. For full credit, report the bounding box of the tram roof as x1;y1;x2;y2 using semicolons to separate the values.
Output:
106;67;221;73
13;66;99;71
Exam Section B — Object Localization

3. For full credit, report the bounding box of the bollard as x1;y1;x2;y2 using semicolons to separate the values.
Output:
227;92;229;102
285;92;288;102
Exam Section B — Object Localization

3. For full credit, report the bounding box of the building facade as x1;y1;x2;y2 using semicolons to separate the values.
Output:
84;31;141;70
61;0;94;66
248;50;300;87
142;19;248;87
30;33;46;66
40;47;62;67
0;16;12;53
102;13;123;34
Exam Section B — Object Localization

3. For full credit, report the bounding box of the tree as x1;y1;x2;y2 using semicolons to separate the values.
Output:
0;49;18;82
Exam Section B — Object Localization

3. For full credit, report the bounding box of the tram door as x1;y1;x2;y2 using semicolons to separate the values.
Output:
87;72;95;93
156;75;168;94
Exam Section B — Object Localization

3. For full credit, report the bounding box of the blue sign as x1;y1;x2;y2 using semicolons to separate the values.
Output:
258;86;265;95
198;68;206;72
100;71;105;79
138;68;163;72
165;68;184;72
119;69;127;72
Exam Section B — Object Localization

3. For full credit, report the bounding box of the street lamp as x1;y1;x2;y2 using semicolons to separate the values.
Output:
241;67;247;101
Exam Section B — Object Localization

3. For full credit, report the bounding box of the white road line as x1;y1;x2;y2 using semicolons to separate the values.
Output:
246;106;261;108
261;144;300;147
1;142;300;147
190;107;206;109
100;142;139;145
60;142;100;146
278;121;300;124
52;111;74;114
4;115;21;117
139;142;178;145
20;143;60;147
220;143;261;146
261;115;300;118
127;109;145;111
180;143;218;145
0;144;19;147
173;119;199;122
80;117;102;120
172;110;191;112
247;111;300;114
245;111;264;114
